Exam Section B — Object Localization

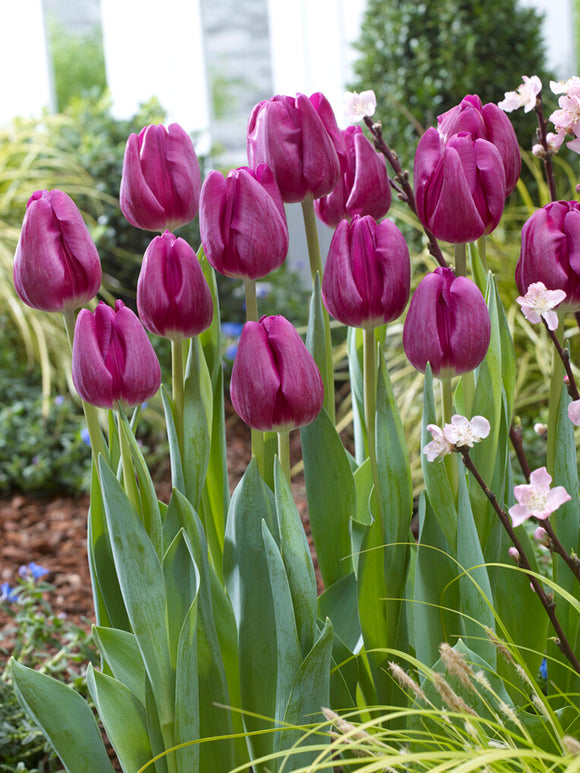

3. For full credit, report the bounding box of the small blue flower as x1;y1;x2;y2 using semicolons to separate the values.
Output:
53;395;65;406
221;322;243;338
80;427;91;446
539;658;548;680
0;582;19;603
18;562;49;581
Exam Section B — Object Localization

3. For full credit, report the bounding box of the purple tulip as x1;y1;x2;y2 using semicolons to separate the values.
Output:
437;94;521;195
199;164;288;280
137;231;213;340
120;123;201;232
247;92;345;203
13;190;101;313
230;315;324;431
516;201;580;311
72;300;161;409
403;267;491;378
414;128;506;244
314;125;391;227
322;215;410;329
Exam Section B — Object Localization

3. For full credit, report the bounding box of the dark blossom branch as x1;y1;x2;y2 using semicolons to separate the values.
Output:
363;116;448;268
540;519;580;583
534;94;558;203
458;446;580;676
543;319;580;401
509;423;531;482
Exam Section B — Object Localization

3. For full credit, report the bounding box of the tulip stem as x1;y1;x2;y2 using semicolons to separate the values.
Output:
547;312;565;474
278;430;291;484
301;198;335;423
454;242;467;278
61;309;108;462
117;408;140;514
244;278;266;477
171;338;185;455
364;328;382;519
441;377;459;500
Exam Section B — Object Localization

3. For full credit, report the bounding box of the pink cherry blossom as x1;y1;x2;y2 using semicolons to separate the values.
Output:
443;415;491;447
516;281;566;330
568;399;580;426
509;467;571;528
498;76;542;113
343;90;377;122
423;424;453;462
550;77;580;95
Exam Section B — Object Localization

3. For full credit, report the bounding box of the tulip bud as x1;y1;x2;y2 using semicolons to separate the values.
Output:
230;315;324;431
314;125;391;227
72;300;161;409
13;190;101;313
414;128;506;243
199;164;288;280
403;267;491;378
120;123;201;232
322;215;410;329
247;92;345;203
516;201;580;311
437;94;521;195
137;231;213;340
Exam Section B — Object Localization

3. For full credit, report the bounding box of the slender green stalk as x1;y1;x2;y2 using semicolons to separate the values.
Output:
440;377;458;500
171;338;185;455
364;328;382;519
62;309;108;462
301;198;335;422
476;235;488;273
244;278;265;476
454;242;467;278
116;408;140;514
277;430;291;484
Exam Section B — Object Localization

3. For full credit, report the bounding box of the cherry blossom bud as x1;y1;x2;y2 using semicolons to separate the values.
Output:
403;267;490;378
230;315;324;431
516;201;580;310
534;526;548;542
13;190;101;312
437;94;521;195
120;123;201;232
137;231;213;340
247;92;345;202
508;547;520;562
199;164;288;280
72;300;161;409
414;128;506;243
314;125;391;227
322;215;410;329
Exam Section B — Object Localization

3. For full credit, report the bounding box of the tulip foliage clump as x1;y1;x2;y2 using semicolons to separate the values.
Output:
9;79;580;773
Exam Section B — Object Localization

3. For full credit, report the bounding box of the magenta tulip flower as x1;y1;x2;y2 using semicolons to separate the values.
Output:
199;164;288;280
322;215;410;328
516;201;580;311
230;315;324;431
13;189;101;313
314;125;391;227
403;267;490;378
437;94;521;195
247;92;345;203
414;128;506;244
137;231;213;340
120;123;201;232
72;300;161;409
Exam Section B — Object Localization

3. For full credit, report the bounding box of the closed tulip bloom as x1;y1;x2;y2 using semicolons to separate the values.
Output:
437;94;521;195
414;128;506;243
120;123;201;232
314;125;391;227
199;164;288;280
247;92;344;203
322;215;410;328
403;267;491;378
137;231;213;340
13;189;101;313
516;201;580;311
72;300;161;409
230;315;324;432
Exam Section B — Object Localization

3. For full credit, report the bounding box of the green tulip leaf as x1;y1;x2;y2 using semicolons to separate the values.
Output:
93;626;146;706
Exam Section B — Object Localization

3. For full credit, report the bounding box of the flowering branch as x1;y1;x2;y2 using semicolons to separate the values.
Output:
363;116;448;268
459;448;580;675
543;320;580;401
534;93;558;202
